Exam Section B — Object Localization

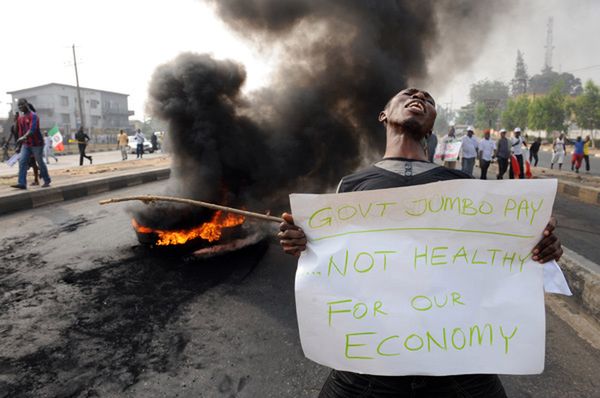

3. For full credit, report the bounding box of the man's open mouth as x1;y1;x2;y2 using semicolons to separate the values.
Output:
405;100;426;114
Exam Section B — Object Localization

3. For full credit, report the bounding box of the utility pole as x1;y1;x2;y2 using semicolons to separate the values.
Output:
72;44;85;131
544;17;554;71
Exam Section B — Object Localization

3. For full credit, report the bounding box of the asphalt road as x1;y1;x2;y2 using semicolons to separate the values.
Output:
553;193;600;264
536;150;600;176
0;150;166;178
1;181;599;397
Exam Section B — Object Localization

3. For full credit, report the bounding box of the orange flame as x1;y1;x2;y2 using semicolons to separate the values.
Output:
132;211;245;245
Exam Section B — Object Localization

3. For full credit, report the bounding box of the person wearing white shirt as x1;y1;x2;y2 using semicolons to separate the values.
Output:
134;129;146;159
460;126;478;176
478;130;495;180
551;133;566;170
509;127;527;179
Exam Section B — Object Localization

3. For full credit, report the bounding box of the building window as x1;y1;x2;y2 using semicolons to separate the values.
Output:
91;116;101;126
61;113;70;123
60;96;69;106
90;100;99;109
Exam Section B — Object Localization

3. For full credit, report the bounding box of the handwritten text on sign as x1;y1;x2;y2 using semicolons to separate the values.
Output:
289;179;557;376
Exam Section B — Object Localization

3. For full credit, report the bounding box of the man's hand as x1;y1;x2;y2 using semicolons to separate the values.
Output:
16;136;26;144
277;212;307;257
531;216;563;263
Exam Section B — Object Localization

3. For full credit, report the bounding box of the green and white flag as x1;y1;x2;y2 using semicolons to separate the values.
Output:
48;126;64;151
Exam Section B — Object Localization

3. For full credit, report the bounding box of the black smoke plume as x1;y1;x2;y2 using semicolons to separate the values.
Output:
136;0;512;229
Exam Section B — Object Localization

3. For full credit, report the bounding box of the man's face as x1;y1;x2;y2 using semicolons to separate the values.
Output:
17;99;28;113
380;88;437;137
467;130;473;137
501;131;506;138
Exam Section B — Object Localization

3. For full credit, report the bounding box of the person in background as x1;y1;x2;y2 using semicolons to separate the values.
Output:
551;133;566;170
75;127;93;165
460;126;478;176
529;137;541;167
1;137;8;162
496;129;510;179
478;129;495;180
440;125;458;169
11;99;51;189
151;132;158;152
278;87;564;398
426;130;437;162
509;127;527;179
117;129;129;160
571;136;585;173
583;135;592;173
135;129;145;159
3;112;19;161
43;131;58;164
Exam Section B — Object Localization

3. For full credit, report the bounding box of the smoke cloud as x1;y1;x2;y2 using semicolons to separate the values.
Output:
138;0;513;228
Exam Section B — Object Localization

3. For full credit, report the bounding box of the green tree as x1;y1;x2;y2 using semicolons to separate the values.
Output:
501;95;530;130
529;68;583;96
510;50;529;96
474;102;502;129
468;80;509;129
433;105;455;135
456;104;475;126
469;80;510;104
572;80;600;145
528;83;567;133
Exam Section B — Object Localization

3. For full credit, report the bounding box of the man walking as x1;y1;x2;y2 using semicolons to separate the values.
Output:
278;88;564;398
135;129;145;159
440;125;458;169
510;127;527;179
461;126;478;176
478;129;495;180
551;133;565;170
75;127;93;165
43;131;58;164
583;135;592;173
529;137;541;167
117;129;129;160
571;136;585;173
496;129;510;179
11;99;51;189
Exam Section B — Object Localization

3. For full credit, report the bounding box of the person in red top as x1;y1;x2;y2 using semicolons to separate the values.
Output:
11;98;51;189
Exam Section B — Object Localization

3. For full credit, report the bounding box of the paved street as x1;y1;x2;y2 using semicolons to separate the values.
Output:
0;181;599;397
553;193;600;264
0;150;166;178
536;150;600;176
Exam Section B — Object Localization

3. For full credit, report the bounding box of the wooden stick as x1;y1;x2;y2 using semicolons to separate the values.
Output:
99;195;284;223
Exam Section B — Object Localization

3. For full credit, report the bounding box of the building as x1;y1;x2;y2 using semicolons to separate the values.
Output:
6;83;134;134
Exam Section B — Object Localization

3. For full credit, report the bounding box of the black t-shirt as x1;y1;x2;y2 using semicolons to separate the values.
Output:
338;158;472;193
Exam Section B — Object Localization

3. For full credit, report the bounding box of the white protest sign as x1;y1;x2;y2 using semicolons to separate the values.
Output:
434;139;461;162
289;179;557;376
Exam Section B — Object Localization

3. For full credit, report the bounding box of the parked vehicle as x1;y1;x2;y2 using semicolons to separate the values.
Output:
127;136;153;154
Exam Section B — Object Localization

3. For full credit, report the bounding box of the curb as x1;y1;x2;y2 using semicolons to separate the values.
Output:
0;167;170;216
559;247;600;323
556;180;600;207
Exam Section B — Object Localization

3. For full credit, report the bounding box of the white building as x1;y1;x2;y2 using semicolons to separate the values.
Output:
7;83;134;134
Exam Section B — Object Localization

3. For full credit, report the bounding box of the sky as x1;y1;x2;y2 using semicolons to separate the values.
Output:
1;0;600;120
